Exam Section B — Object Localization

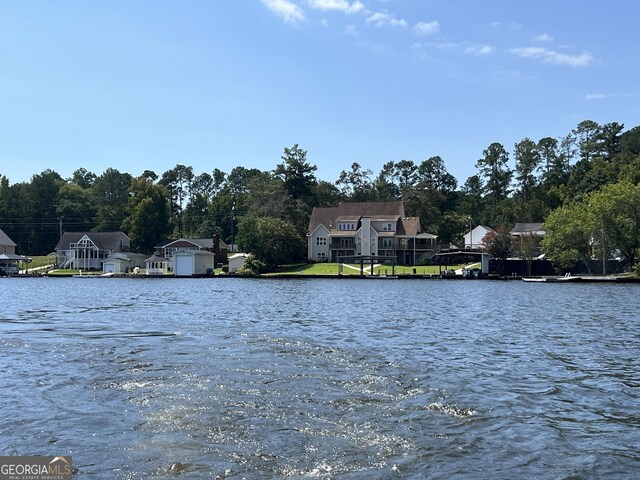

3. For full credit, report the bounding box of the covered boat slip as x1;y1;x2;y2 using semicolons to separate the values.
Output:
432;251;491;276
0;253;31;275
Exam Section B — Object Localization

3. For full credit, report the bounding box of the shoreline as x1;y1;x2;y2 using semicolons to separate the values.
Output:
3;273;639;283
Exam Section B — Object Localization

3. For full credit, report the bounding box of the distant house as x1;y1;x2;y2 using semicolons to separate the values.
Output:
0;228;30;274
54;232;131;270
463;225;495;250
155;236;228;264
510;223;546;257
145;255;169;275
307;201;437;265
228;253;249;274
0;228;17;255
102;252;147;274
172;249;215;277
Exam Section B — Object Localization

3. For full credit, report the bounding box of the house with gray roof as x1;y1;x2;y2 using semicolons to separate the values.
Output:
510;223;546;257
307;201;437;265
154;235;228;264
0;228;17;255
54;232;131;270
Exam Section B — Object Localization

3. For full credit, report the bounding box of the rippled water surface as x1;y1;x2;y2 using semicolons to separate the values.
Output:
1;277;639;479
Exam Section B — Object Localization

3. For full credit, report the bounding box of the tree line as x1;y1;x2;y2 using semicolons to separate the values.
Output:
1;119;639;272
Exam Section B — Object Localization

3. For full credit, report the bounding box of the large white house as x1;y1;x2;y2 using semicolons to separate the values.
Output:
306;201;437;265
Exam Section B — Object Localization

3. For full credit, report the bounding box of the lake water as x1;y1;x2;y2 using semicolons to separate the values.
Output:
1;277;639;479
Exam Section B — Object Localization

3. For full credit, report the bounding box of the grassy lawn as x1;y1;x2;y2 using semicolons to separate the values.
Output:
271;263;467;276
25;255;57;269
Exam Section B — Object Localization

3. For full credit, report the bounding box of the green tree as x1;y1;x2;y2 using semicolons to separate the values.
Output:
312;180;341;207
70;168;97;189
573;119;601;162
542;202;593;273
26;169;64;254
236;216;305;270
56;183;96;231
588;181;640;270
373;161;400;201
514;138;540;203
273;144;318;202
598;122;624;161
159;164;194;236
476;142;512;205
336;162;375;201
516;232;539;276
620;125;640;156
121;178;171;253
91;168;133;231
483;225;512;275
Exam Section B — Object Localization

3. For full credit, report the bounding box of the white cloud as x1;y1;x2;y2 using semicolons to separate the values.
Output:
585;92;638;100
533;33;554;43
413;20;440;36
508;47;594;67
366;11;408;27
465;44;494;55
491;21;522;30
585;93;611;100
261;0;305;24
308;0;364;14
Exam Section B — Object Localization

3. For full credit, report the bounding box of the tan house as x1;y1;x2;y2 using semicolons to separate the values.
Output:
307;201;437;266
0;228;16;255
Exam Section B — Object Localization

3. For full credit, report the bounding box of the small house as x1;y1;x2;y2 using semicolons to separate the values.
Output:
172;249;215;277
463;225;495;250
145;255;168;275
228;253;249;274
0;228;30;274
102;252;147;274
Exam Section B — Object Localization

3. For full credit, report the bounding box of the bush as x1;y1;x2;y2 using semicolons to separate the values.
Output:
237;255;267;276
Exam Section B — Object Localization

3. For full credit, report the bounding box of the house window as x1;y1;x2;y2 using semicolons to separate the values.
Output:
316;237;327;246
317;252;326;260
382;238;393;249
340;238;353;248
383;223;394;232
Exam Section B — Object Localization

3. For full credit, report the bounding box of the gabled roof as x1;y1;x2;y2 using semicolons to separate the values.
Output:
0;228;17;247
145;254;168;263
308;201;406;233
55;232;130;251
510;223;546;235
173;249;215;257
156;237;228;249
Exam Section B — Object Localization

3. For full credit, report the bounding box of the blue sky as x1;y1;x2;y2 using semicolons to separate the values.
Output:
1;1;638;186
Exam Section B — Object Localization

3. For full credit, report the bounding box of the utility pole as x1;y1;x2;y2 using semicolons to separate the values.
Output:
230;201;236;252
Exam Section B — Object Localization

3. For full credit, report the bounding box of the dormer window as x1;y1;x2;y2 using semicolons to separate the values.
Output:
338;223;355;230
383;223;394;232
